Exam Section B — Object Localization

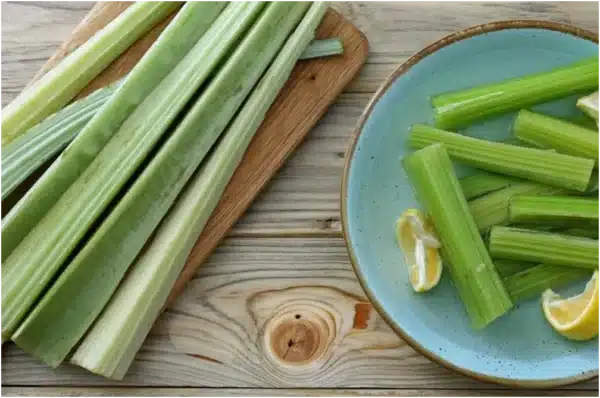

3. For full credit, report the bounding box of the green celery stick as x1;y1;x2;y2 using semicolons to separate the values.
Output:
494;259;536;279
70;3;327;379
489;227;599;270
12;2;310;368
509;196;599;227
403;143;512;329
468;181;568;232
1;2;227;262
299;38;343;59
513;109;598;161
431;57;599;129
504;264;591;302
459;171;516;200
1;80;121;200
1;2;232;343
1;2;178;146
408;124;595;192
560;227;599;239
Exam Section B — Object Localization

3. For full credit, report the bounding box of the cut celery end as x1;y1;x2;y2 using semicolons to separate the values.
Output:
489;226;599;270
459;171;516;200
509;196;599;227
2;2;230;346
431;57;599;129
408;124;595;192
1;81;119;200
513;109;598;161
504;264;591;303
70;3;327;379
12;2;310;368
1;2;227;263
299;38;343;60
577;91;599;124
403;143;512;329
1;2;178;146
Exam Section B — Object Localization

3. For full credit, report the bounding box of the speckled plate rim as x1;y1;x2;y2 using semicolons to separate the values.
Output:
340;20;599;389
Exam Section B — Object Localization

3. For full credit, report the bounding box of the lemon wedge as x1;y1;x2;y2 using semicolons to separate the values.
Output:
542;270;599;341
396;209;442;293
577;91;599;125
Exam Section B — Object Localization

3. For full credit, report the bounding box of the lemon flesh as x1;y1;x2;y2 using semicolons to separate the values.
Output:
396;209;442;293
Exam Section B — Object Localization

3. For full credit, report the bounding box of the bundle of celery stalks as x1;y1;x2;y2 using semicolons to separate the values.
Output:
1;1;344;379
403;56;599;330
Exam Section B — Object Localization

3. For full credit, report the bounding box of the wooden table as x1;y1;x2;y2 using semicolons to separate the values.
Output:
2;2;598;396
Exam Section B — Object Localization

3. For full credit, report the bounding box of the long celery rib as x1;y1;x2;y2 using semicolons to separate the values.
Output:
1;81;119;199
431;56;599;129
494;260;535;279
459;171;515;200
509;196;599;226
299;38;343;60
1;2;178;146
513;110;598;161
468;183;569;232
70;3;327;379
408;124;595;192
489;227;599;270
504;264;591;303
1;2;232;343
1;2;227;262
12;2;310;368
403;144;512;329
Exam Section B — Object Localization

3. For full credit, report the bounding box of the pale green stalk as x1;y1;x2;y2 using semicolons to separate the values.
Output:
504;264;591;302
70;3;326;379
509;196;599;226
12;2;310;367
1;81;120;199
1;2;227;262
403;143;512;329
459;171;515;200
2;2;231;343
299;38;343;59
408;124;595;192
1;2;178;145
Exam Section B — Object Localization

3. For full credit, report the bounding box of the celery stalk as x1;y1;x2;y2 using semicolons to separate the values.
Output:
577;91;599;125
1;2;227;262
1;81;120;199
403;143;512;329
299;38;343;60
513;110;598;161
1;2;178;146
408;124;595;192
431;57;599;129
509;196;599;226
12;2;310;367
70;3;327;379
489;227;599;270
494;260;535;279
468;182;568;232
561;227;599;239
2;2;234;343
504;264;591;302
459;171;515;200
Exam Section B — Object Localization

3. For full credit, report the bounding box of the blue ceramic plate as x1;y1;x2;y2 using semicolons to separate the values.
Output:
342;21;599;387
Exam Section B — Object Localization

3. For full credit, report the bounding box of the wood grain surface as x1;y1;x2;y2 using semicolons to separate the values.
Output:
2;1;599;396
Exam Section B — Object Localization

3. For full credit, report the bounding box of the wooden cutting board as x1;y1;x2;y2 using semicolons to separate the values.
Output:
23;2;368;306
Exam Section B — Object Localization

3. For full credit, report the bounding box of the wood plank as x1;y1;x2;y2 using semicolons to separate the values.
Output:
2;387;598;397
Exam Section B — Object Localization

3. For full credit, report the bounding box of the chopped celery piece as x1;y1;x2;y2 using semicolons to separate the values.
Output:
468;180;567;232
563;113;599;131
408;124;595;192
494;259;536;279
2;2;232;343
561;227;599;240
504;264;591;303
12;2;309;368
403;144;512;329
1;2;227;262
1;2;178;146
577;91;599;124
299;38;343;60
509;196;599;227
1;81;119;200
513;110;598;161
431;57;599;129
489;227;599;270
459;171;515;200
70;3;327;379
